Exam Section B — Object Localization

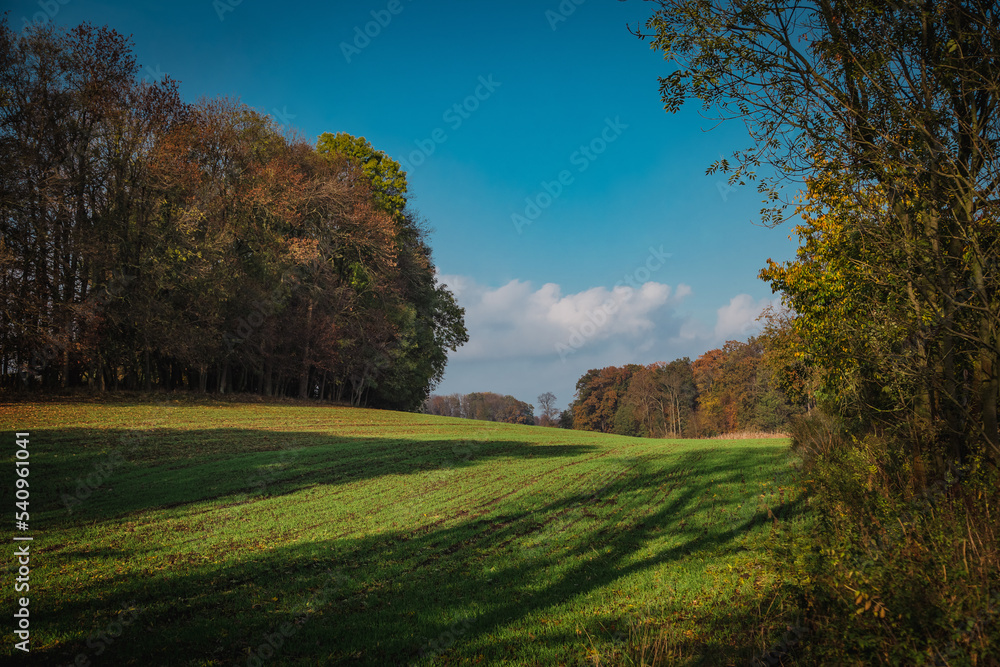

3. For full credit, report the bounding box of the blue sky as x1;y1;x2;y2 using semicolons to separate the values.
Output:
13;0;799;413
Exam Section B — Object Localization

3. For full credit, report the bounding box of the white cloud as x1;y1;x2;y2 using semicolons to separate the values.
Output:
436;274;692;362
714;294;779;340
432;275;783;410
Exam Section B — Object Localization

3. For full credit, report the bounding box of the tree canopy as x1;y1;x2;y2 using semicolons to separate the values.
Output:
638;0;1000;467
0;19;467;410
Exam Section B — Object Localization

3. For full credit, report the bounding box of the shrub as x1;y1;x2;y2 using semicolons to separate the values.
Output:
786;425;1000;665
788;411;846;466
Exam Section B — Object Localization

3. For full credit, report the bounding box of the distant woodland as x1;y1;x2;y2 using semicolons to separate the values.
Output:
422;392;537;425
568;310;807;437
425;308;807;437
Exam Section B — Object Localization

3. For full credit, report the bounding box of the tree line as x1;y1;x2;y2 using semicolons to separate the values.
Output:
0;20;467;410
423;392;536;425
422;310;809;437
569;309;811;437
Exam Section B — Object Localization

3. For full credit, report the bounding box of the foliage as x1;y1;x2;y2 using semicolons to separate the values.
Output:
0;19;466;411
634;0;1000;659
636;0;1000;467
316;132;408;222
779;415;1000;665
572;364;644;434
570;315;810;438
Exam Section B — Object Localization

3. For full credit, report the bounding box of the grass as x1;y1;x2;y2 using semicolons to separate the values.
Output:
0;397;807;666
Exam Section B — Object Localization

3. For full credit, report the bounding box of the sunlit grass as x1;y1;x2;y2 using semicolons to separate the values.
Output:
0;398;806;666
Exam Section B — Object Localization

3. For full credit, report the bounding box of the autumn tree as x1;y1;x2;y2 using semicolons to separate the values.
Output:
0;19;465;410
635;0;1000;466
571;344;799;439
316;132;467;410
658;358;698;437
620;363;697;437
434;392;534;425
692;349;728;434
692;337;803;436
757;306;818;415
424;393;463;417
572;365;643;434
0;20;186;390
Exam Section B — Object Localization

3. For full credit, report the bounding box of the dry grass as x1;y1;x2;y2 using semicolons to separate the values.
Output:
709;430;790;440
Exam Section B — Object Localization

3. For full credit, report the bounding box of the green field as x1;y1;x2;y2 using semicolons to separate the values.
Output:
1;399;806;666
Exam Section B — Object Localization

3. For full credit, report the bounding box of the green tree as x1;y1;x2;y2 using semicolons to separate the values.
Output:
316;133;467;410
316;132;408;221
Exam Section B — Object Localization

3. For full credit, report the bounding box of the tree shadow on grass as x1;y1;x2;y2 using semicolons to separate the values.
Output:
15;442;807;666
27;427;600;524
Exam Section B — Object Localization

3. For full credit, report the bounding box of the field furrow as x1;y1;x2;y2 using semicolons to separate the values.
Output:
0;401;804;666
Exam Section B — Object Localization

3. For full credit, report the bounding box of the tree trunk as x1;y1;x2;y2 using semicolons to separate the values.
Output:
679;397;684;435
143;349;152;391
981;329;1000;464
299;301;313;398
61;343;70;389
